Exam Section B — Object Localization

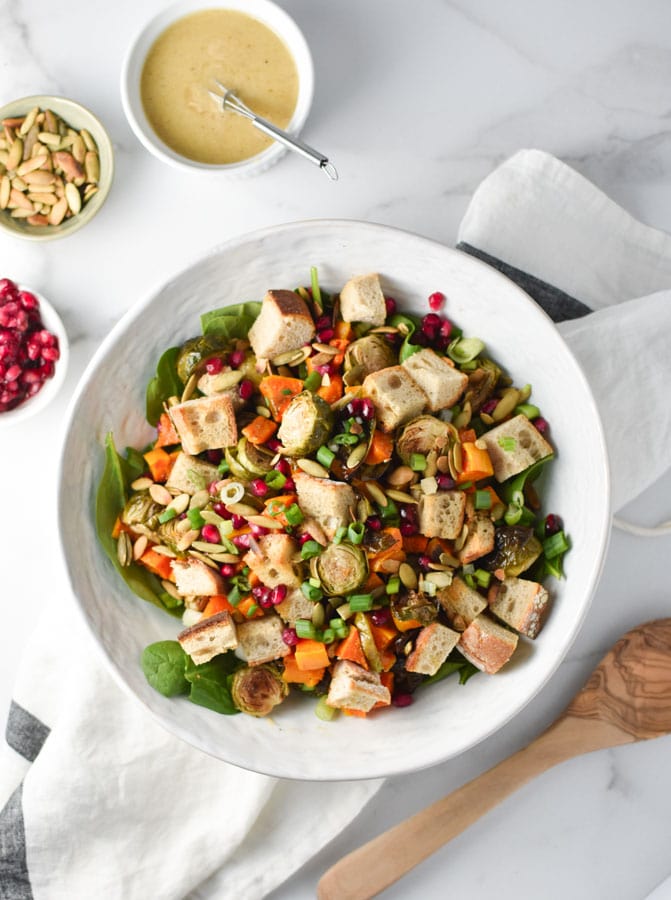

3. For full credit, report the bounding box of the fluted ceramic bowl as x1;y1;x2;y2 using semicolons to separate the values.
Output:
58;220;610;780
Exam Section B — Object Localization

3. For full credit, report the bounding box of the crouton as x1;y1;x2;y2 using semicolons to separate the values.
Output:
478;414;553;482
362;366;427;433
275;586;317;627
458;614;518;674
327;659;391;712
169;394;237;455
417;490;467;540
405;622;460;676
165;452;219;495
243;532;302;589
236;613;290;666
339;273;387;326
294;471;356;540
488;577;551;639
248;290;316;360
437;576;487;631
458;515;495;565
171;557;225;596
178;611;238;664
402;348;468;412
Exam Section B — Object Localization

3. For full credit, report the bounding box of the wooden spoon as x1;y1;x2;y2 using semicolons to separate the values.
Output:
317;618;671;900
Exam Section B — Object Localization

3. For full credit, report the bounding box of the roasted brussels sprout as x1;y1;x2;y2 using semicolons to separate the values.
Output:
231;665;288;717
277;391;334;457
480;526;542;576
121;492;162;528
465;359;502;413
391;590;439;627
316;542;369;595
176;334;230;384
344;334;396;381
237;436;274;476
396;415;451;465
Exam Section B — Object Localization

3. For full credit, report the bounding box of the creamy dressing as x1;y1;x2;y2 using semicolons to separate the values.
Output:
140;9;299;164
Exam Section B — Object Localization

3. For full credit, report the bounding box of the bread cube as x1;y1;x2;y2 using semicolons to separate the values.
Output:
243;533;301;589
488;577;551;639
339;273;387;326
458;614;518;674
362;366;427;433
437;576;487;631
178;611;238;664
478;414;553;482
237;613;290;666
165;452;219;495
458;515;495;565
274;586;317;627
248;289;316;360
327;659;391;712
169;394;237;455
418;490;467;540
172;557;225;597
405;622;460;676
294;471;356;540
402;348;468;412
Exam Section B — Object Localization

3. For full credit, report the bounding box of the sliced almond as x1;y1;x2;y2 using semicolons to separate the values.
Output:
296;458;329;478
132;534;149;561
149;483;172;506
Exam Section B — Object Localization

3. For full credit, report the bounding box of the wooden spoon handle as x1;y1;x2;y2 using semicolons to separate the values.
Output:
317;716;608;900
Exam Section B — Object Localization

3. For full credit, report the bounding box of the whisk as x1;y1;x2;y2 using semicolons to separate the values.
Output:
208;80;338;180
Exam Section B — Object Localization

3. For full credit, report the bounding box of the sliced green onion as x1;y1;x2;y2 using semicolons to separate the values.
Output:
511;489;525;508
217;458;230;475
310;265;322;311
463;573;475;589
321;628;335;644
333;526;347;545
336;602;353;620
543;530;569;559
386;575;401;595
301;540;322;560
410;453;427;472
296;618;317;639
474;490;492;511
458;480;473;490
246;603;259;617
447;336;485;364
316;445;335;468
303;371;322;393
504;504;524;526
265;469;287;489
158;507;177;524
333;432;359;446
347;522;365;545
473;569;491;588
301;581;322;602
187;508;205;529
349;593;373;612
498;436;517;452
285;503;304;526
228;586;241;606
516;403;540;420
315;696;338;721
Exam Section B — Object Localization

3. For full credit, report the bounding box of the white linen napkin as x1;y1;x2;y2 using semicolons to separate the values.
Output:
2;149;671;900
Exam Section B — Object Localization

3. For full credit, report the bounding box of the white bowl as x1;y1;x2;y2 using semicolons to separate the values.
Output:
0;286;69;426
121;0;314;176
58;220;610;780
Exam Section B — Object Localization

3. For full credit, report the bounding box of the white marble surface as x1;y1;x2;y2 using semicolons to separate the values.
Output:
2;1;671;897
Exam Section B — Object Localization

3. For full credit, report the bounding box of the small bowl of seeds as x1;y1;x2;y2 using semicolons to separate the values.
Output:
0;95;114;241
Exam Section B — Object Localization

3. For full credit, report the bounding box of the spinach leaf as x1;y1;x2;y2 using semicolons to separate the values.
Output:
141;641;189;696
499;454;554;504
184;653;242;715
146;346;182;426
200;301;261;339
422;655;480;687
389;312;422;362
95;432;182;617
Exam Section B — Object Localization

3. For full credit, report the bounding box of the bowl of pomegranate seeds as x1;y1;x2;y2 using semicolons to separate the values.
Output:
0;277;69;424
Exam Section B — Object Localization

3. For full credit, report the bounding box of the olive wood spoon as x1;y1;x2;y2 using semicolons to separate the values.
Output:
317;618;671;900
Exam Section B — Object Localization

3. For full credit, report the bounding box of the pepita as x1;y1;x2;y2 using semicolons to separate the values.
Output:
188;550;222;569
398;562;418;590
191;540;229;554
296;458;329;478
247;514;284;530
271;346;309;367
311;342;339;355
255;405;271;418
425;571;453;588
365;481;388;508
492;387;521;422
153;545;176;558
131;476;153;491
385;488;418;504
181;371;198;402
160;580;183;601
345;442;368;470
189;490;210;510
226;501;258;517
453;524;469;552
176;530;200;552
116;532;132;567
167;493;190;515
149;483;173;505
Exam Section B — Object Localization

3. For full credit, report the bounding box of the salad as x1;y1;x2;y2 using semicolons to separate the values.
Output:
97;270;569;720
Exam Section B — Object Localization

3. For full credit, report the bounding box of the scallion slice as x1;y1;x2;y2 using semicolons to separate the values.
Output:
347;522;365;545
296;618;317;639
474;490;492;510
386;575;401;595
316;445;335;468
410;453;427;472
543;530;569;559
301;540;322;560
303;371;322;393
265;469;287;489
348;593;373;612
285;503;304;526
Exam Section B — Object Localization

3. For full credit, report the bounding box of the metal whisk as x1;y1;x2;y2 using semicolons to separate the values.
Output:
208;80;338;180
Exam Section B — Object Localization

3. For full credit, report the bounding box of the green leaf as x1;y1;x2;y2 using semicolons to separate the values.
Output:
422;659;469;686
458;662;480;684
499;454;554;504
184;653;242;715
200;301;262;338
141;641;189;696
95;432;182;617
145;346;182;426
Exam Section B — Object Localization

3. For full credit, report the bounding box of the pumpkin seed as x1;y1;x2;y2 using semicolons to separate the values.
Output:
189;490;211;510
398;562;418;590
439;551;461;567
451;400;472;429
180;371;198;402
385;488;418;504
116;532;132;567
167;493;190;515
346;442;368;470
271;347;308;367
131;475;153;491
153;544;176;557
199;509;225;525
311;604;325;627
149;483;172;505
448;443;463;480
160;580;183;601
297;458;330;478
188;550;222;569
425;571;453;588
226;501;258;517
492;388;521;422
247;514;284;530
191;540;229;553
453;524;469;552
365;482;388;508
311;342;339;355
176;530;200;552
255;405;271;418
132;534;148;561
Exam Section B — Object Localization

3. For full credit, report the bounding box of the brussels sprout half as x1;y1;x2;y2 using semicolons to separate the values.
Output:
277;391;334;457
316;541;369;595
231;665;288;716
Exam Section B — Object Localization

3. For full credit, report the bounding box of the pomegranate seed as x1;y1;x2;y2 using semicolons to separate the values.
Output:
275;458;291;476
252;585;273;608
436;474;456;491
370;608;391;626
233;533;251;550
318;328;334;342
0;278;18;301
271;584;287;605
534;417;549;435
228;349;245;368
421;313;441;340
220;563;236;577
26;341;41;360
384;296;397;316
418;555;432;571
231;514;246;530
283;478;295;492
392;692;414;708
440;319;452;340
545;514;563;536
366;516;382;531
315;315;331;331
315;363;335;376
299;532;314;545
18;291;38;310
400;521;417;537
208;480;220;495
360;398;375;420
206;449;222;464
481;398;498;415
5;364;21;382
282;627;299;647
205;356;224;374
250;478;269;498
428;291;445;311
212;502;232;518
267;437;281;452
239;378;254;401
250;523;269;536
346;398;363;416
201;524;220;543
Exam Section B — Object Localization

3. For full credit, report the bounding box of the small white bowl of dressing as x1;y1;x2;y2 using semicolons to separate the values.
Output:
121;0;315;177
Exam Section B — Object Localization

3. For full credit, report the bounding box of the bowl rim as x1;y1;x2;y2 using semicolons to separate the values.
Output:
120;0;315;175
0;94;114;242
58;218;612;780
0;285;69;425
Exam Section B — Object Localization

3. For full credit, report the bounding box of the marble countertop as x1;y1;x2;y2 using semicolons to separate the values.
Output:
2;1;671;897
